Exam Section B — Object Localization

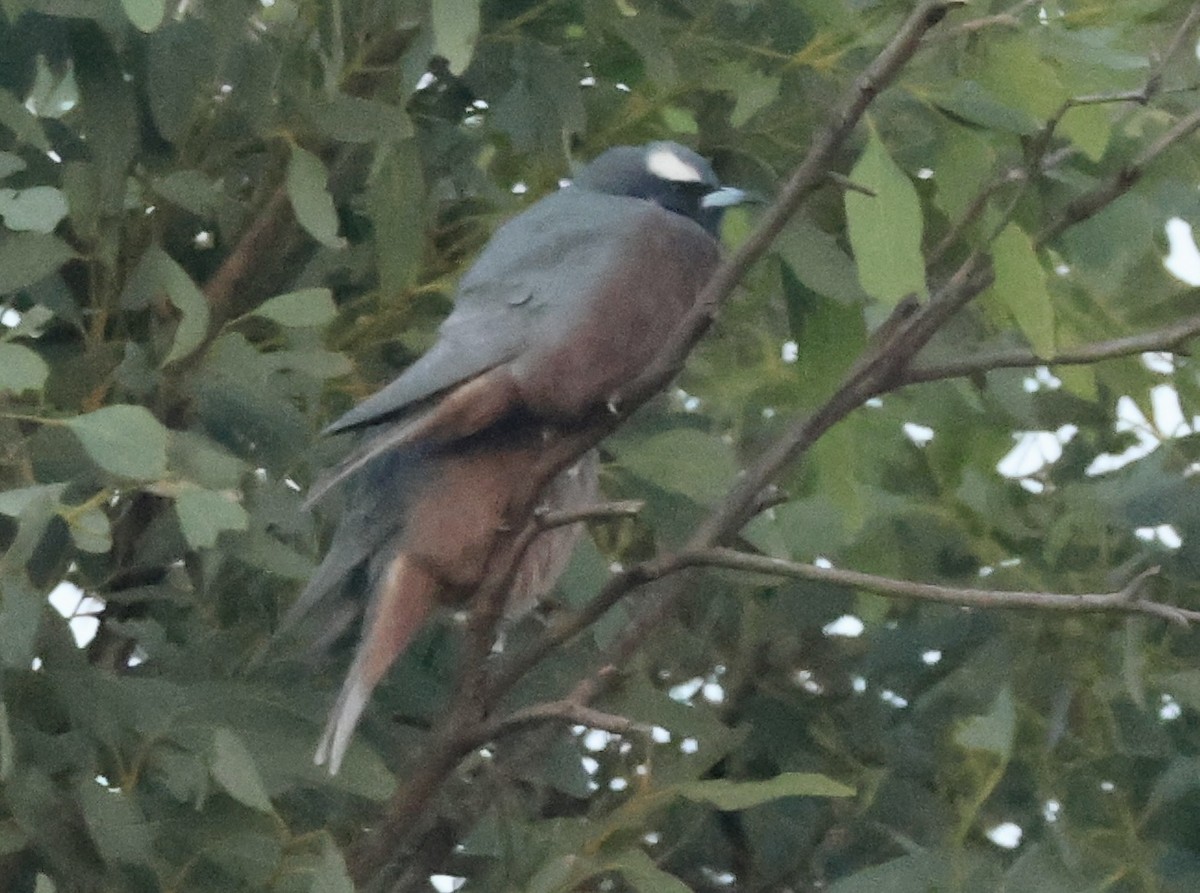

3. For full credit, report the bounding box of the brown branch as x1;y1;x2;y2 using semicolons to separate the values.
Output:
346;446;580;886
474;700;649;746
687;549;1194;626
478;544;1190;766
903;307;1200;385
535;0;1200;735
607;0;966;414
201;185;293;326
923;0;1039;42
1038;103;1200;247
347;4;962;884
480;1;965;710
535;499;644;529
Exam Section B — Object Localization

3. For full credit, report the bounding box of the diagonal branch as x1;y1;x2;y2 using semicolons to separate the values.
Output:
485;0;964;708
346;2;963;886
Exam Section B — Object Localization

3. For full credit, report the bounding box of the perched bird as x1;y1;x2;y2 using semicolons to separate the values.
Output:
287;142;748;773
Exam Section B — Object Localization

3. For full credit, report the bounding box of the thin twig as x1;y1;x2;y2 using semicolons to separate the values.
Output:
903;308;1200;385
535;500;644;529
473;700;649;746
688;549;1192;625
1039;104;1200;247
923;0;1039;42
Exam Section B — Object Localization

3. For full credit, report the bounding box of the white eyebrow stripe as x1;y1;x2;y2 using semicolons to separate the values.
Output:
645;146;704;183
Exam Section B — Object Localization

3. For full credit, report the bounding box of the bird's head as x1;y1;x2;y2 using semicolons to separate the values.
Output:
573;141;749;236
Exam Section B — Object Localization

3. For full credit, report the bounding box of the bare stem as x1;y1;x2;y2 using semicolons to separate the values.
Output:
689;550;1189;625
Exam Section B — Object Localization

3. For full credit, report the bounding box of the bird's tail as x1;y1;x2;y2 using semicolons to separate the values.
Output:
314;552;439;774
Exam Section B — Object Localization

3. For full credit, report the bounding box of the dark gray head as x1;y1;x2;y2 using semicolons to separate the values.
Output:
572;142;747;236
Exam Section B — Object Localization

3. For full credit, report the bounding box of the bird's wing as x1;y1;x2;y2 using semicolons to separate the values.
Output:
274;448;425;641
323;189;664;435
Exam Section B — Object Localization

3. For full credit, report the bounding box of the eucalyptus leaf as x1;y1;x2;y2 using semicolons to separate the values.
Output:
431;0;480;74
66;405;169;481
174;487;248;549
0;232;74;295
845;130;926;306
251;288;337;328
0;343;49;393
119;0;165;31
985;224;1055;356
677;772;854;810
209;727;275;814
286;145;343;248
0;187;68;233
77;782;154;866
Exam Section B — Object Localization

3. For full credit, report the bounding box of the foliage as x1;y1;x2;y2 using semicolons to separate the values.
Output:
2;0;1200;890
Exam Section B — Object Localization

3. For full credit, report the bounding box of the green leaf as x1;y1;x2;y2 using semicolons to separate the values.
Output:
367;139;426;297
209;727;275;814
845;130;926;307
123;246;210;364
168;431;245;490
66;405;169;481
677;772;854;810
605;849;692;893
827;851;956;893
1059;101;1111;162
206;833;282;886
615;428;738;504
0;574;44;669
0;88;48;151
0;232;75;295
716;62;780;128
146;20;218;143
661;106;698;134
119;0;165;31
0;151;25;179
955;686;1016;758
0;344;49;393
286;145;343;249
985;224;1054;356
174;486;249;549
307;837;355;893
0;187;68;233
931;80;1040;134
251;287;337;328
71;25;137;213
151;170;224;216
774;217;870;305
525;854;599;893
66;504;112;553
307;94;412;143
77;781;154;866
431;0;480;74
157;249;210;364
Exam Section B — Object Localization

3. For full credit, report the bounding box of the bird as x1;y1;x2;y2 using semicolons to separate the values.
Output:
285;141;749;774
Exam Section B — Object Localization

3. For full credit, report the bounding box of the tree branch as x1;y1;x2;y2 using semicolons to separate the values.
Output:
473;699;649;747
534;499;645;529
1038;103;1200;247
348;5;963;885
202;185;293;327
902;307;1200;385
687;549;1194;626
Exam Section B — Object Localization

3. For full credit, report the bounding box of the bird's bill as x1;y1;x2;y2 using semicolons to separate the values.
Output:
701;186;754;209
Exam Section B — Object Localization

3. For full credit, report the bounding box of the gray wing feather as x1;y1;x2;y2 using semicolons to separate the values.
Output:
324;189;638;434
274;447;425;640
